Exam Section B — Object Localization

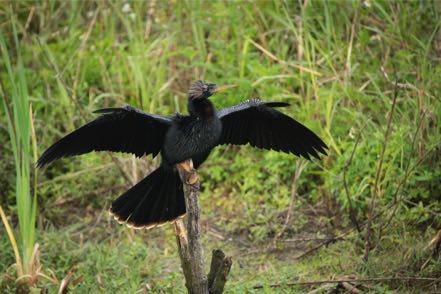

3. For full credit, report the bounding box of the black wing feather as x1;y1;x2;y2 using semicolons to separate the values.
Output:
217;99;327;160
37;105;171;167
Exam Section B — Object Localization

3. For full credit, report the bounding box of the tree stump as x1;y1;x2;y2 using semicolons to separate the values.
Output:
174;160;232;294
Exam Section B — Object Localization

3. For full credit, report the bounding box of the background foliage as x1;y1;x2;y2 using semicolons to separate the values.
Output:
1;1;440;293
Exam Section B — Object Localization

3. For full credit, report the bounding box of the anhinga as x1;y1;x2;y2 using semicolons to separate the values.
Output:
38;80;327;229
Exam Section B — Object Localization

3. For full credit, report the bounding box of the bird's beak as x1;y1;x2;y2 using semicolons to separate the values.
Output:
212;84;237;94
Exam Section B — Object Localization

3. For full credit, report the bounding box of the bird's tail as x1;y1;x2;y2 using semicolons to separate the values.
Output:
110;166;185;229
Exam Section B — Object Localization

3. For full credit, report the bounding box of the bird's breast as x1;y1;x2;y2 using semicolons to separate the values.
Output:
162;116;222;165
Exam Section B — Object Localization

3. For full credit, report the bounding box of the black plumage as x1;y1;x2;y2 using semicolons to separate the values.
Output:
38;80;328;229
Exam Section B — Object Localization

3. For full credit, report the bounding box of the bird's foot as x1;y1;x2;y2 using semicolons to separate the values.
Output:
177;160;200;190
184;168;199;190
178;160;194;173
185;171;198;185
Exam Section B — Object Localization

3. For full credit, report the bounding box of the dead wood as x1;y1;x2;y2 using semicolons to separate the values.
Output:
174;160;232;294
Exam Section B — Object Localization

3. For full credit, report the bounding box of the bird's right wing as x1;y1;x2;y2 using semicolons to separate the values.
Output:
37;105;172;167
217;99;327;160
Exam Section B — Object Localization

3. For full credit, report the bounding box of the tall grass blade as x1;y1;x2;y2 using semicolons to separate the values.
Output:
0;205;23;276
0;18;39;280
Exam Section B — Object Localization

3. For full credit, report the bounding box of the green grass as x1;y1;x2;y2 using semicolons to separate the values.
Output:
1;221;438;293
0;18;39;279
1;1;441;293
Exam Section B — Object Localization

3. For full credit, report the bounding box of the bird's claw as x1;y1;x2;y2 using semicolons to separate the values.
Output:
185;172;199;185
178;160;200;190
178;160;194;173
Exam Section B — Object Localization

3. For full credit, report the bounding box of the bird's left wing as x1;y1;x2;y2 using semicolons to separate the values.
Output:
217;99;327;160
37;105;172;167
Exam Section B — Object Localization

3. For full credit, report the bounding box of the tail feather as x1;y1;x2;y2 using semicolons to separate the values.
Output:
110;167;185;229
152;174;174;224
162;171;180;221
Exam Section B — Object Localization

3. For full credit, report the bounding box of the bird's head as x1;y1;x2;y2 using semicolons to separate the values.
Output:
188;80;236;100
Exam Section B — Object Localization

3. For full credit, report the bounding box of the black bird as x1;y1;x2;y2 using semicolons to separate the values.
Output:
38;80;327;229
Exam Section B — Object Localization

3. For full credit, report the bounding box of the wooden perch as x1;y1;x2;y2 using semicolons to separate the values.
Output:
208;250;232;294
174;160;232;294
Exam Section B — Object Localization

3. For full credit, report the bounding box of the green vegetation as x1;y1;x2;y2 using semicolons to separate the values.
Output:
0;19;39;282
1;1;440;293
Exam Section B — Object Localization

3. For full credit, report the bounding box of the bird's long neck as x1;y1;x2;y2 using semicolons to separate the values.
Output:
188;98;216;119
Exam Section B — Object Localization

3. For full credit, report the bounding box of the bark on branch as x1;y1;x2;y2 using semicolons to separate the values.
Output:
174;160;232;294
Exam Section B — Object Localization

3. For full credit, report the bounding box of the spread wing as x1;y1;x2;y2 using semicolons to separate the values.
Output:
37;105;172;167
217;99;327;160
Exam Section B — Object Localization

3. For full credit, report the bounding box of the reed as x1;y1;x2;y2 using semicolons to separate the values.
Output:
0;20;39;283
